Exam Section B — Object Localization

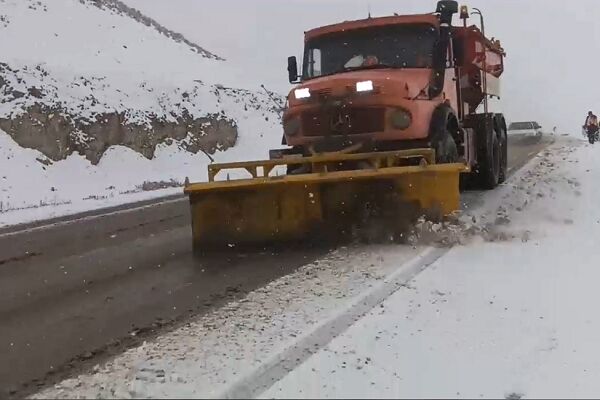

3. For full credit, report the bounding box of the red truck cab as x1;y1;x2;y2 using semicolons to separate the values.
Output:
281;1;507;189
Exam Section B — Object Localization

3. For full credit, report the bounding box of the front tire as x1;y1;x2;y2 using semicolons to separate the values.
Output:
432;126;459;164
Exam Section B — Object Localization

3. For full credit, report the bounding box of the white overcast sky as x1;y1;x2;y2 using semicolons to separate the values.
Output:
127;0;599;134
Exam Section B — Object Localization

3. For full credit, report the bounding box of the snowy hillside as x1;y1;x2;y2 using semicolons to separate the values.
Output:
0;0;284;226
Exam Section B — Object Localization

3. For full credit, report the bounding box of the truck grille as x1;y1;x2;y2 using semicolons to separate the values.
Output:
313;88;333;99
301;107;385;136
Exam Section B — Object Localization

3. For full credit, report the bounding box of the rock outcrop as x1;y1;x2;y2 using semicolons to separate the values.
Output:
0;104;238;164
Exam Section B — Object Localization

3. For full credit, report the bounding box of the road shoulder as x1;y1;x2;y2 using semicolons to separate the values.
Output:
262;138;592;399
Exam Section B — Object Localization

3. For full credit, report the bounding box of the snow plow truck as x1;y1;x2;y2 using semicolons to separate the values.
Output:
184;1;507;251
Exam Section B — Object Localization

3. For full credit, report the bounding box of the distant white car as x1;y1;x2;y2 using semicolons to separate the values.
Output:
508;121;543;137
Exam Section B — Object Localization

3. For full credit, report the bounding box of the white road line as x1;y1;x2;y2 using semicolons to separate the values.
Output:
216;246;448;399
0;197;186;239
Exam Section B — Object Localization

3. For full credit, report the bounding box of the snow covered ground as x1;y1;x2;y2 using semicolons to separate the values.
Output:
0;0;283;227
33;135;600;399
0;107;281;227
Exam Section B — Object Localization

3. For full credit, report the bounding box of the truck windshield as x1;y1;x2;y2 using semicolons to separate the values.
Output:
302;23;438;79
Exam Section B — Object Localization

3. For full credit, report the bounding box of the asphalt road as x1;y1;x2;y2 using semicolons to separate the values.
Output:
0;133;554;398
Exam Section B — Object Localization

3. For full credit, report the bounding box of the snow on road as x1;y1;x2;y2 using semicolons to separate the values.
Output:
32;136;597;399
32;244;426;399
263;138;600;399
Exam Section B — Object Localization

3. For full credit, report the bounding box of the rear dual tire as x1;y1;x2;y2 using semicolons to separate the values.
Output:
475;114;507;190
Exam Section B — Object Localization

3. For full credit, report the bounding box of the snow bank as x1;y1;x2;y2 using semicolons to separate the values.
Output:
264;138;600;399
0;100;281;226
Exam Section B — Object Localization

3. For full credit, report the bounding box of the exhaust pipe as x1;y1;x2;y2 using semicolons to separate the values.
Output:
429;1;458;98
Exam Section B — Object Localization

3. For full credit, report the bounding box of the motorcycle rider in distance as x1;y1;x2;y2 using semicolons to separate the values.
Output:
583;111;599;141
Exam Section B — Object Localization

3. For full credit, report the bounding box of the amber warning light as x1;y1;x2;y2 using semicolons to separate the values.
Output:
460;5;469;19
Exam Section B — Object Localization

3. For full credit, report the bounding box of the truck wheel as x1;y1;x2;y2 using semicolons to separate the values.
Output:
495;115;508;184
432;126;458;164
476;121;500;190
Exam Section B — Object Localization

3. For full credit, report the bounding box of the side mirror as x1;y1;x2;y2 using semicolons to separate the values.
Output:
436;0;458;14
287;56;299;83
436;1;458;23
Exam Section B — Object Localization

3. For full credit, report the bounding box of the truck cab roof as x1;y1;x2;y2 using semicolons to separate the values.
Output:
304;13;440;42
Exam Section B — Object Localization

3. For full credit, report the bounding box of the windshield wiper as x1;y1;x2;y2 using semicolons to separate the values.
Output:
304;63;396;81
342;63;395;72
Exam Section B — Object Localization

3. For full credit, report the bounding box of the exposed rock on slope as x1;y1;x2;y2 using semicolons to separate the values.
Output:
0;104;238;165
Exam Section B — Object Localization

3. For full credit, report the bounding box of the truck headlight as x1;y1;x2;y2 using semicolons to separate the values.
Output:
390;108;412;130
294;88;311;99
356;80;374;92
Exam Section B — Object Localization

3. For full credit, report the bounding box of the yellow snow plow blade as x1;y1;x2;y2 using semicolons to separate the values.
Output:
184;149;468;251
